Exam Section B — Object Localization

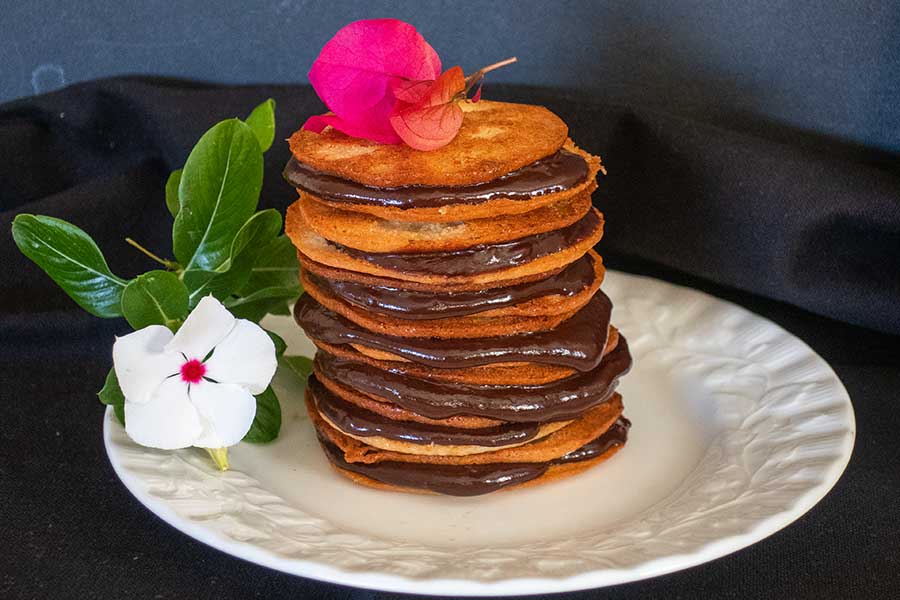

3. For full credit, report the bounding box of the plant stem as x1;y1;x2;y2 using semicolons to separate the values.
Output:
205;447;230;471
465;57;518;93
479;56;518;76
125;238;178;270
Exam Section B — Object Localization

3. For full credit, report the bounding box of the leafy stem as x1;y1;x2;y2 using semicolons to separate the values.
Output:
125;237;179;270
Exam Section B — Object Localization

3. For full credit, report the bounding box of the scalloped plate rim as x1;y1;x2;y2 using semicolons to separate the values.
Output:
103;271;856;596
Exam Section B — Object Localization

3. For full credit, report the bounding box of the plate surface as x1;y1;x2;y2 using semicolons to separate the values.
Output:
105;271;855;596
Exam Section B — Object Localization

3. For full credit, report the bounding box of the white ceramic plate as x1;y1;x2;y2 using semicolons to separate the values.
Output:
105;271;855;596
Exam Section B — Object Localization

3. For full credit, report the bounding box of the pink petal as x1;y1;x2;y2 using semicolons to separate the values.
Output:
388;66;466;151
389;102;464;151
301;115;330;133
425;66;465;106
302;113;402;145
390;78;434;104
307;19;441;144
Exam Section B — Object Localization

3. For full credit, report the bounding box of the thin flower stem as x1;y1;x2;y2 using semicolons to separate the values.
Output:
478;56;517;76
125;238;178;270
464;57;518;93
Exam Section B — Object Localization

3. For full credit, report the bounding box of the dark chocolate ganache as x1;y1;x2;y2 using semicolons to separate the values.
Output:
309;376;543;447
294;291;613;371
317;418;630;496
331;208;601;276
283;149;590;209
306;253;597;320
313;336;632;422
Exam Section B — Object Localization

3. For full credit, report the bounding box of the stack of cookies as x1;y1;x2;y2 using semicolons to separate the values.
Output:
285;100;632;496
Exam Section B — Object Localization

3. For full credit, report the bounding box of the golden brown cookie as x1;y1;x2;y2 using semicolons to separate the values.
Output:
308;391;625;465
299;142;604;224
297;249;569;293
313;340;576;385
286;203;604;286
315;372;506;429
327;444;624;495
307;374;573;457
300;250;604;332
288;100;568;187
311;326;619;386
296;189;593;253
315;407;572;458
301;268;590;339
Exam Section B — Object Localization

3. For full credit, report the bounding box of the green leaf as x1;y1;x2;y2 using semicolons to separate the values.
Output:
165;169;182;217
215;209;282;274
173;119;263;277
11;214;127;318
98;368;126;426
121;270;189;330
265;329;287;357
229;235;302;321
241;235;300;293
184;209;283;306
98;368;125;406
282;355;313;380
243;386;281;443
245;98;276;152
224;285;300;322
268;302;292;316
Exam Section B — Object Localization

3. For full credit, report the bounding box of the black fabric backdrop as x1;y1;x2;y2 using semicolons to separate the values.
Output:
1;79;899;599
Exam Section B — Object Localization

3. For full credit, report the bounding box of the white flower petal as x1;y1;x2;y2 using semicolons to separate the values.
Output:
113;325;181;404
165;295;235;360
124;377;202;449
204;319;277;394
189;381;257;448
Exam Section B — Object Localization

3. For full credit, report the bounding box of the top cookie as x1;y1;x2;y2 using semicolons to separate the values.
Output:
288;100;568;187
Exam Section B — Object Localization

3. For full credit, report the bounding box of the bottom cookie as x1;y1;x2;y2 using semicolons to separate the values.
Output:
316;418;630;496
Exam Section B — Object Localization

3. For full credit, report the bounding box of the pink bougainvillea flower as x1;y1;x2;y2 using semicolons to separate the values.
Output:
303;19;441;144
302;19;516;150
388;66;467;151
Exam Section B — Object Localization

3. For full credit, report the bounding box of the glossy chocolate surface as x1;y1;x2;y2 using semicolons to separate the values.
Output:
284;149;589;209
313;336;632;422
306;253;596;320
317;418;630;496
294;292;613;371
309;376;543;447
332;209;600;276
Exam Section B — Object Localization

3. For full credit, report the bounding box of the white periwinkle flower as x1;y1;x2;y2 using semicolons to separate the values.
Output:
113;295;277;452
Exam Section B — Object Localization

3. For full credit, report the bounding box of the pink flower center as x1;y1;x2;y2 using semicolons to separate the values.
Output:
180;359;206;384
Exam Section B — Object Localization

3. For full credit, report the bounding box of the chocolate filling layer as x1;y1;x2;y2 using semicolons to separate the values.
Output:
330;209;600;276
294;292;612;371
317;418;630;496
314;337;632;422
309;376;543;447
306;253;596;320
284;149;589;209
